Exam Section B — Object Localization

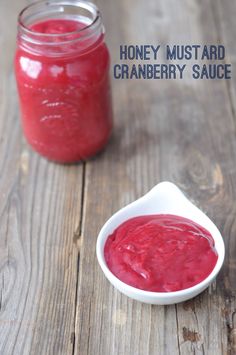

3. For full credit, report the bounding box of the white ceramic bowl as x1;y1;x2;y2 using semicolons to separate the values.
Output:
96;181;225;305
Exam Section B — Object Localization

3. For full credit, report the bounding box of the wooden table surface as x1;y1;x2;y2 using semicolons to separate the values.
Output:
1;0;236;354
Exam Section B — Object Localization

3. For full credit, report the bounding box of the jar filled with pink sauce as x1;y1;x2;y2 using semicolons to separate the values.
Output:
15;1;113;163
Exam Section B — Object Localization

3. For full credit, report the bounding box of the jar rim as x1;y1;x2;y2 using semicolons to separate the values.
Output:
18;0;101;39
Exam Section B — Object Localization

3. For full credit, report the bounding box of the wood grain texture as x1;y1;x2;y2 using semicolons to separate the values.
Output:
75;0;236;354
0;1;83;354
212;0;236;353
1;0;236;354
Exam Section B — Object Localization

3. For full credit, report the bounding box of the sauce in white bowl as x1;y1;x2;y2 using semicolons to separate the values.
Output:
96;181;225;305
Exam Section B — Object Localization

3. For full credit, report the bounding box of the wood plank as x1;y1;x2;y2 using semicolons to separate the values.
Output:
75;0;236;354
211;0;236;353
0;1;83;353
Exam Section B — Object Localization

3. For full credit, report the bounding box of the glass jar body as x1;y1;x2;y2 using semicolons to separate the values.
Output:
14;3;113;163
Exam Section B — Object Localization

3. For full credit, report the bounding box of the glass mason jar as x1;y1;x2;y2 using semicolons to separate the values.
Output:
15;1;113;163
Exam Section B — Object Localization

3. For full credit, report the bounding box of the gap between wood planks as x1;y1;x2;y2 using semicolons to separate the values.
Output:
72;161;87;354
175;305;181;355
